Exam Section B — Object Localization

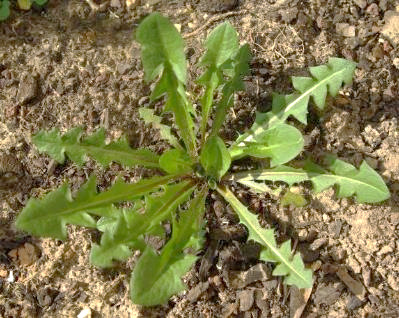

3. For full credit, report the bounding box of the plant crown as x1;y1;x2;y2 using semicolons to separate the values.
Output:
15;12;390;306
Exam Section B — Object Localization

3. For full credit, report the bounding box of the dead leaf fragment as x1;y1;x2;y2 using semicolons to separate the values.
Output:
337;266;366;300
290;285;313;318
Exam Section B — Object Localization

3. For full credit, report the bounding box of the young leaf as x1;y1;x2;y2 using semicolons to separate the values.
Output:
91;181;195;268
211;44;252;137
159;149;193;175
229;123;304;166
305;157;390;203
281;190;307;207
198;22;239;140
217;185;313;289
200;135;231;180
139;107;183;150
33;127;160;168
15;174;177;240
233;58;356;146
0;0;10;21
137;13;196;158
17;0;32;10
130;187;207;306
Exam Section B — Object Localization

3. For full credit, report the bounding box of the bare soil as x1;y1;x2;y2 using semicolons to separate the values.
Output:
1;0;399;317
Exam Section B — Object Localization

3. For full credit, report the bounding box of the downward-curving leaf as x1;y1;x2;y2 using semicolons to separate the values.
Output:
139;107;182;150
137;13;196;158
15;174;177;240
229;123;304;166
33;127;160;168
90;181;195;268
217;185;313;288
130;186;207;306
233;58;356;146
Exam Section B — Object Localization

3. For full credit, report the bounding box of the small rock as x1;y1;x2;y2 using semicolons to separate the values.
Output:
8;243;40;266
227;263;272;289
354;0;367;9
238;289;254;312
347;296;364;310
378;244;394;255
254;289;269;313
17;73;38;105
314;284;341;305
362;268;371;287
298;243;320;262
336;23;356;37
387;274;399;291
110;0;121;8
0;267;7;278
187;281;210;302
366;3;379;16
382;11;399;46
310;238;327;251
77;307;91;318
289;286;312;318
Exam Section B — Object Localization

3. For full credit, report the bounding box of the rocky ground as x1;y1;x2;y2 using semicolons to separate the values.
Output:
0;0;399;317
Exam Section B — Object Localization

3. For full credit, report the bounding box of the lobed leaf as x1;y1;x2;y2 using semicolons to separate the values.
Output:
228;157;390;203
91;181;195;268
137;13;196;157
15;174;177;240
130;186;207;306
217;185;313;288
233;58;356;147
33;127;160;168
229;123;304;166
139;107;182;150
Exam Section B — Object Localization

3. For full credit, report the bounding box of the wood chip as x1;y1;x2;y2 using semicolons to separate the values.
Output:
337;266;366;300
238;289;254;312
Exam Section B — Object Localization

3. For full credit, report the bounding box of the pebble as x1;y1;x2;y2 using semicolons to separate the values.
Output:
310;238;327;251
354;0;367;9
187;281;210;302
366;3;379;16
382;11;399;46
17;73;38;105
336;23;356;37
387;274;399;291
77;307;92;318
238;289;254;312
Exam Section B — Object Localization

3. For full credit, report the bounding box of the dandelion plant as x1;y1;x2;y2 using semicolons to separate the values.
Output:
15;13;390;306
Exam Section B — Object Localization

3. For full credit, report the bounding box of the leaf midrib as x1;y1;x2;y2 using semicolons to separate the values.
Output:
218;186;309;285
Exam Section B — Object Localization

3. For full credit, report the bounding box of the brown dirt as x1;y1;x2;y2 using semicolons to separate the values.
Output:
1;0;399;317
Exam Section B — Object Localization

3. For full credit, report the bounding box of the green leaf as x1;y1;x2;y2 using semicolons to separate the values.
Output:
130;187;207;306
0;0;10;21
200;135;231;180
137;13;196;157
33;0;47;5
217;185;313;289
281;190;307;207
159;149;193;175
197;22;239;140
91;181;195;267
211;44;252;136
229;158;390;203
17;0;32;10
15;174;177;240
233;58;356;146
229;123;304;166
139;107;183;150
229;165;309;187
32;127;160;168
305;157;390;203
